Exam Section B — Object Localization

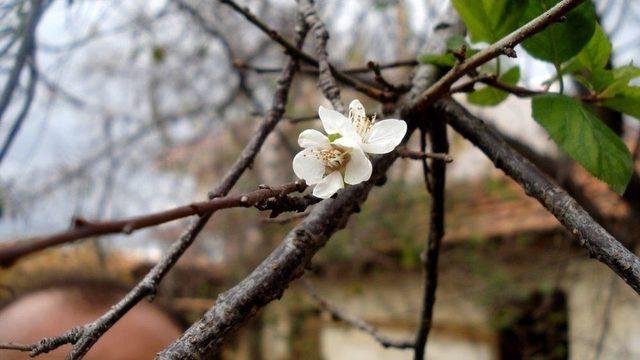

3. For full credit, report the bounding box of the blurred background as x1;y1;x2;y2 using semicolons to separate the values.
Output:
0;0;640;359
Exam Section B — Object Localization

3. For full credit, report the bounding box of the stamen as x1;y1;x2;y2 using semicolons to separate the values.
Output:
314;147;350;172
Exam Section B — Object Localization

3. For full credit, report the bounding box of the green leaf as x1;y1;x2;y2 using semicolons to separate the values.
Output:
467;66;521;106
531;94;632;193
591;65;640;120
446;35;468;52
521;0;596;65
563;24;611;75
602;96;640;120
418;37;479;68
452;0;527;43
417;53;457;67
597;65;640;98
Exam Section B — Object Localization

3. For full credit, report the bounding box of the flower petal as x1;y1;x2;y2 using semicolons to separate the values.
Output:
293;148;325;185
312;171;344;199
319;105;349;135
349;99;366;120
361;119;407;154
298;129;329;148
344;148;372;185
333;135;359;149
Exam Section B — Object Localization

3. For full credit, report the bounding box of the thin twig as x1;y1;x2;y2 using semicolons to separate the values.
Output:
0;343;33;351
304;280;414;350
398;147;453;162
413;113;449;359
449;73;496;94
367;61;400;92
593;275;617;360
480;77;546;97
261;210;310;224
218;0;391;102
0;57;37;164
450;73;546;97
235;59;418;75
419;126;432;193
0;181;308;265
0;0;44;124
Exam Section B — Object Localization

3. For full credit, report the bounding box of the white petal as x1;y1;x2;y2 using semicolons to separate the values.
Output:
333;135;359;149
318;105;349;135
361;119;407;154
298;129;329;148
349;99;366;120
344;148;372;185
312;171;344;199
293;148;325;185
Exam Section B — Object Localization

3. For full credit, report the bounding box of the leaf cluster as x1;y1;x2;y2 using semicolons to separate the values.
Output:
419;0;639;193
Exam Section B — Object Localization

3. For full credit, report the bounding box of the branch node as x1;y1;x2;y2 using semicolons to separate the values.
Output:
122;223;134;235
501;47;517;58
190;204;205;217
239;195;251;206
72;217;90;228
452;44;467;63
294;179;307;192
375;175;388;187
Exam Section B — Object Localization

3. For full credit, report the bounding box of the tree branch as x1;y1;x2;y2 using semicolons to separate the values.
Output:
0;11;311;360
0;181;309;266
158;146;406;359
298;0;344;112
0;0;44;124
157;9;466;358
304;280;414;350
217;0;391;102
0;56;37;165
235;59;418;75
397;147;453;163
414;0;585;111
438;98;640;294
413;112;449;359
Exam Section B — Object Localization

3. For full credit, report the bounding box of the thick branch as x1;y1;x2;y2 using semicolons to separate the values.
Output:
414;114;449;359
158;145;406;359
299;0;344;112
438;98;640;294
157;10;466;359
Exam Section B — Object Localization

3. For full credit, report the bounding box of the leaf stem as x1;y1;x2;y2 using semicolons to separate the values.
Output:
555;62;565;94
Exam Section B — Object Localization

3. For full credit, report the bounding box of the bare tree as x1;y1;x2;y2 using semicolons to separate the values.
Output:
0;0;639;359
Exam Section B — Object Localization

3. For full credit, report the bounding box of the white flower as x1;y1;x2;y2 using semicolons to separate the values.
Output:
293;99;407;199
